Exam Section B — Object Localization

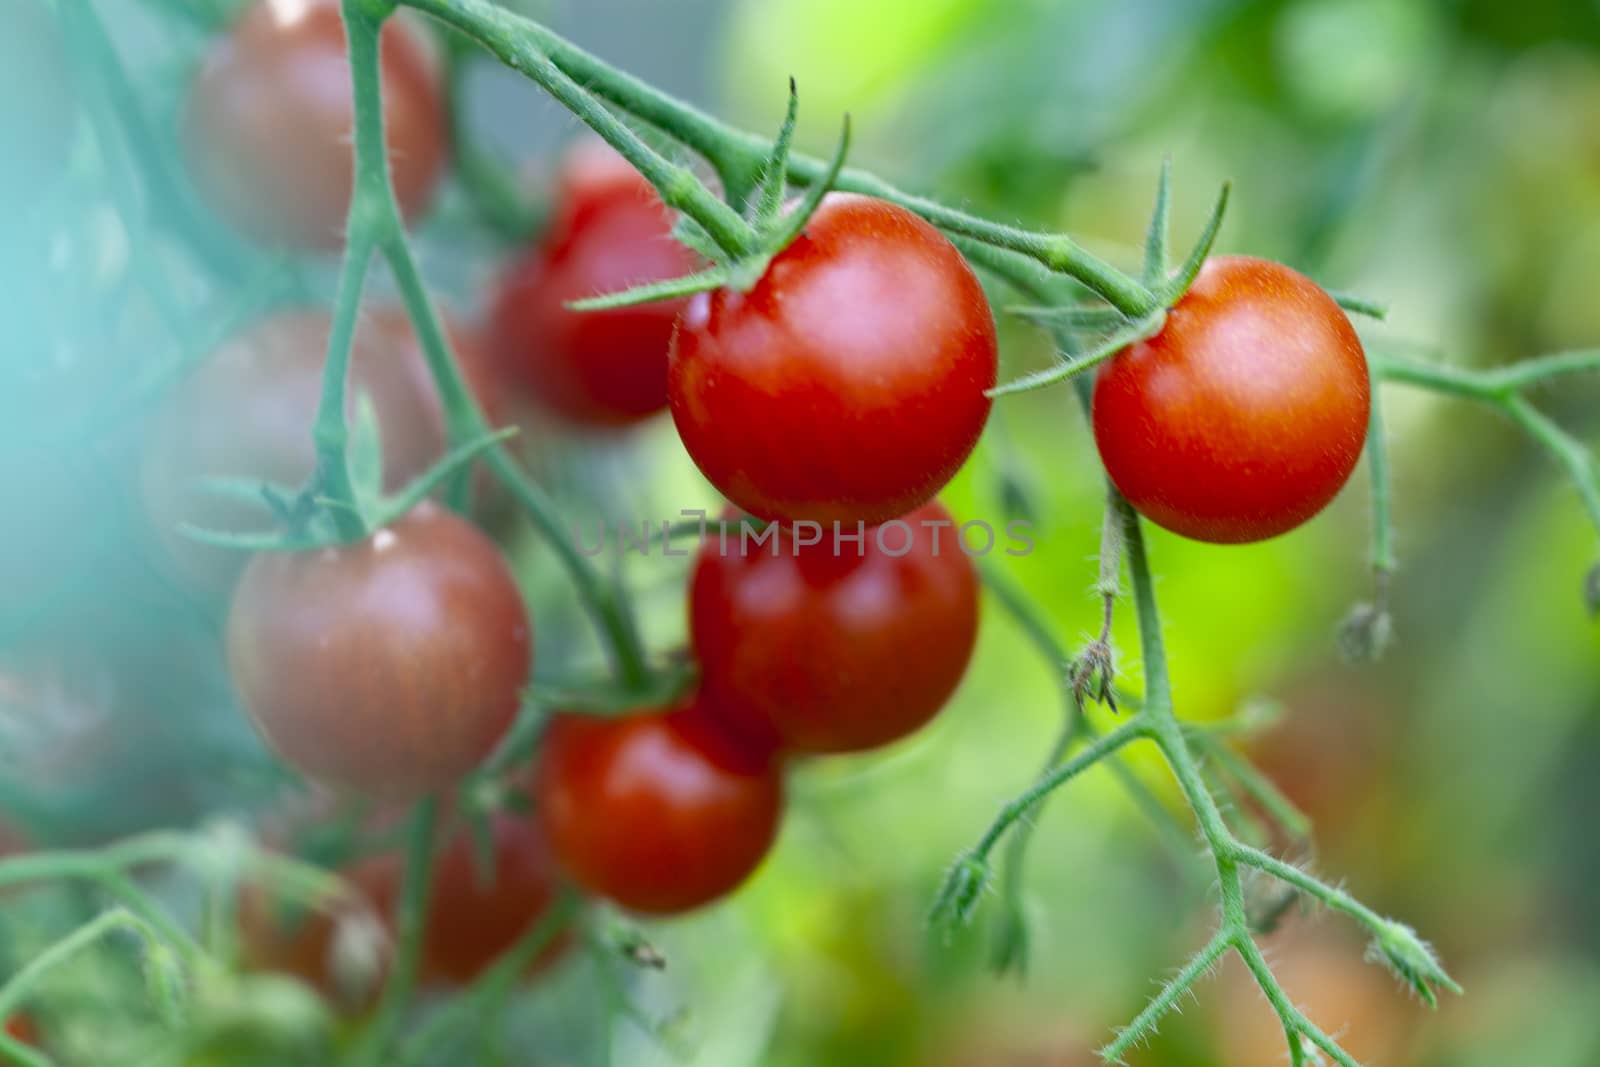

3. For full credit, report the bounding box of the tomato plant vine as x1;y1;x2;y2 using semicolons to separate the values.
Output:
4;1;1599;1066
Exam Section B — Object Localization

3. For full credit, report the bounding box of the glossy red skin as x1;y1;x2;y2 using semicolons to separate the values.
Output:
227;502;530;800
490;140;698;426
184;0;448;249
1092;256;1370;544
240;811;567;1000
691;501;979;755
141;307;498;593
534;705;784;915
668;193;997;525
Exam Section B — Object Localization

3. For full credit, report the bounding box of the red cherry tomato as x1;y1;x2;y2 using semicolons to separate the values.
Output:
489;139;698;426
141;307;499;593
668;193;997;525
183;0;448;249
240;809;567;1002
690;501;979;755
1091;256;1370;544
227;502;530;800
533;704;784;915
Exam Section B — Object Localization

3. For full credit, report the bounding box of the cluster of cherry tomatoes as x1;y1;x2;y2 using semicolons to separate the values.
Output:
132;0;1008;998
97;0;1375;1006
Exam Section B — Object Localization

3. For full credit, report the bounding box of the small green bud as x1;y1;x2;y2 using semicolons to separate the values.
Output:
930;853;992;929
1368;921;1461;1008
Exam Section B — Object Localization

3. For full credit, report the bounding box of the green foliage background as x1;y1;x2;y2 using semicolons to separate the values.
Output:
2;0;1599;1065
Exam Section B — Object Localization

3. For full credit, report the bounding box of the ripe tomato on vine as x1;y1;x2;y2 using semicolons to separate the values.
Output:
691;500;980;756
1091;256;1370;544
184;0;448;249
669;193;998;525
140;307;500;592
490;139;700;426
226;502;530;801
533;704;784;915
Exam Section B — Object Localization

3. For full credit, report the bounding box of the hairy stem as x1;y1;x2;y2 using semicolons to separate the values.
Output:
397;892;579;1064
349;798;440;1067
395;0;1156;313
402;0;755;258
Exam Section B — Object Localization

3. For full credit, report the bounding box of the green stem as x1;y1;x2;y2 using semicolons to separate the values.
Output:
1187;729;1312;843
967;715;1150;861
396;892;578;1065
310;234;376;540
65;0;245;279
1370;352;1501;401
1504;395;1600;533
325;0;648;684
394;0;1154;312
1231;844;1389;933
349;798;440;1067
1485;348;1600;392
1366;382;1396;579
402;0;755;259
0;1033;50;1067
101;873;205;971
1099;928;1230;1063
979;567;1202;885
0;910;148;1022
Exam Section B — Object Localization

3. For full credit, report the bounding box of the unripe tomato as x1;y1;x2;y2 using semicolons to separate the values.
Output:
489;139;699;426
690;501;979;755
183;0;448;249
1091;256;1370;544
533;704;784;915
668;193;997;525
140;306;499;593
227;502;530;800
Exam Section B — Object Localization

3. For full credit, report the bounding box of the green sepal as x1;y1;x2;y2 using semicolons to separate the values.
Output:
988;311;1166;398
1142;156;1173;287
347;389;386;515
1158;181;1231;304
368;426;519;528
751;77;800;228
566;266;731;312
763;113;852;257
671;216;726;262
1007;304;1126;331
1330;291;1389;320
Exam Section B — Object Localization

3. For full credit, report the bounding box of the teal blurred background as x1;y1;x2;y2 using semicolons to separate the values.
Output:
3;0;1599;1064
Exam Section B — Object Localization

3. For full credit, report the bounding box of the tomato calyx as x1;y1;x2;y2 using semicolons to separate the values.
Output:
986;170;1232;398
566;80;853;314
180;396;515;555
